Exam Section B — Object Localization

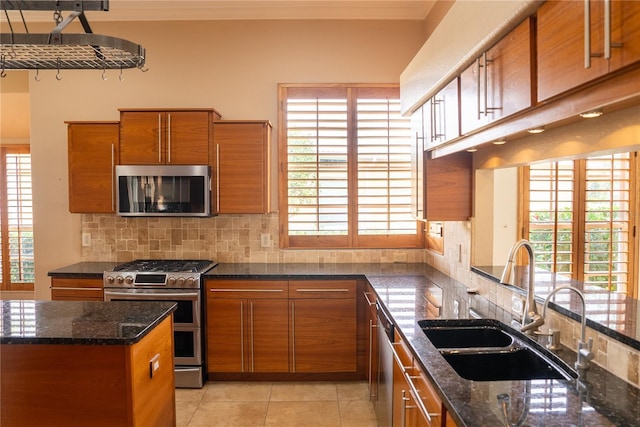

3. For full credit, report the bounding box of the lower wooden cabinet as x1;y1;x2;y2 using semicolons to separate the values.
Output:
51;277;104;301
363;283;379;399
206;278;359;376
391;334;457;427
206;280;289;373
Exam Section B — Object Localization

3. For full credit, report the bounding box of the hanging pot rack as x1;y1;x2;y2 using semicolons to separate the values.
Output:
1;0;146;73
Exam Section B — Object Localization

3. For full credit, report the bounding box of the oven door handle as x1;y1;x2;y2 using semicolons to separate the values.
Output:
104;291;200;299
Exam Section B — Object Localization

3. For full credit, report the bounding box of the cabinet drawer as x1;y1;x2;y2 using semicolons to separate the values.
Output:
289;280;357;299
412;365;444;426
51;277;103;288
51;288;104;301
206;280;288;299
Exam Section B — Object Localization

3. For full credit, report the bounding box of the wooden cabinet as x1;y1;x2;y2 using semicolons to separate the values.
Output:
289;280;358;373
460;17;533;135
1;316;175;427
51;277;104;301
206;280;289;373
424;78;460;150
66;122;119;213
363;283;378;400
119;109;220;165
537;0;640;102
425;151;472;221
391;333;453;427
212;121;272;214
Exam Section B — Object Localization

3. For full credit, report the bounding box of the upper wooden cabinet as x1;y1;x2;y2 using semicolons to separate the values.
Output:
425;151;472;221
424;78;460;150
67;122;119;213
460;17;533;135
212;120;272;214
119;109;220;165
537;0;640;102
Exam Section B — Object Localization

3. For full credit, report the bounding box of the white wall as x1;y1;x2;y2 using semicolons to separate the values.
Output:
28;19;425;299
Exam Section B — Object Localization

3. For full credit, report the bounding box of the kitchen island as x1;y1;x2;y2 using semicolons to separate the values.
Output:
0;300;177;427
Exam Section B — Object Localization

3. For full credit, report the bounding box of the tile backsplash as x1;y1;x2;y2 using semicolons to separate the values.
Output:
80;213;426;264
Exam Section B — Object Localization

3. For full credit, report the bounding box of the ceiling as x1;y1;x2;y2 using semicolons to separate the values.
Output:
3;1;438;22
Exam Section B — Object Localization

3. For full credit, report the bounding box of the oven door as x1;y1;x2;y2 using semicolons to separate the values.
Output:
104;288;202;366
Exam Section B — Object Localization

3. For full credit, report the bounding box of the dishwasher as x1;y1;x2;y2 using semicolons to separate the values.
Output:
374;301;394;427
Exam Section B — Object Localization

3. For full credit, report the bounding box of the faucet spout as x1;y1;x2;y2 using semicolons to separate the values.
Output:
501;239;540;334
541;285;594;370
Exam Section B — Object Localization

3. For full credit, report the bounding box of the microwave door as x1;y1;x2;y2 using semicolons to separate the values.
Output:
127;176;138;213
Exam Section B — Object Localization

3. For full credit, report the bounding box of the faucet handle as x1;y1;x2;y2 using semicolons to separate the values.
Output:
576;338;595;370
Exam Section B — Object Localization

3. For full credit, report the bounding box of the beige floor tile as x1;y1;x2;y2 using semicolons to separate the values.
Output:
203;381;273;402
339;400;378;427
175;400;199;427
175;387;208;403
187;401;269;427
336;381;371;401
265;401;342;427
270;381;338;401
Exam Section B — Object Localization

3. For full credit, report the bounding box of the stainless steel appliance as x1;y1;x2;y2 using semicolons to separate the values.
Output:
103;259;217;388
374;301;394;427
116;165;211;217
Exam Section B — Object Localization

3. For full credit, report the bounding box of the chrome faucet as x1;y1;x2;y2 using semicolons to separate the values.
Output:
500;240;541;335
532;286;595;371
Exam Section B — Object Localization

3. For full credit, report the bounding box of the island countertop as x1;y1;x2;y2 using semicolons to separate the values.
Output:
0;300;176;345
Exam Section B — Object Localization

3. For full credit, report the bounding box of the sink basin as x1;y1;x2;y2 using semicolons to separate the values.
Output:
441;348;570;381
418;324;513;349
418;319;575;382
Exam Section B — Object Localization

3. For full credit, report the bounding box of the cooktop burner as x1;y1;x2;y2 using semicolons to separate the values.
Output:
112;259;216;273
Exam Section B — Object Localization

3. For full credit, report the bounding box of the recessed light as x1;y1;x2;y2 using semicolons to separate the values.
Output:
466;148;478;152
527;127;545;134
580;109;603;118
492;140;507;145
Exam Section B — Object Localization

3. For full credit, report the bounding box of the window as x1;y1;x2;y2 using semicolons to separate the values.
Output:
522;152;638;297
278;84;422;249
0;145;34;291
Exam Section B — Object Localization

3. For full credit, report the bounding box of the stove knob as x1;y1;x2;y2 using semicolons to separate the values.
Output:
167;276;177;286
186;277;195;286
124;275;134;285
105;275;115;284
177;277;186;285
116;275;124;284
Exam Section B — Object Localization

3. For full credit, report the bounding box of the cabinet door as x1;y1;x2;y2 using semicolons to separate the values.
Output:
391;336;413;427
50;277;104;301
461;18;532;134
213;121;271;214
424;151;472;221
537;0;608;102
165;111;210;165
290;298;357;373
426;78;460;150
248;299;289;372
120;111;165;164
67;122;118;213
206;298;245;372
363;285;378;400
609;0;640;72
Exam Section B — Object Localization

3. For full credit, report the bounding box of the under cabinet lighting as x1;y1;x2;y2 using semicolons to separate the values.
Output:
527;127;545;134
492;140;507;145
466;148;478;152
580;109;603;118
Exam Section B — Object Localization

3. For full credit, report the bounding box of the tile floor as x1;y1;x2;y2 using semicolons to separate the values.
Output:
175;381;378;427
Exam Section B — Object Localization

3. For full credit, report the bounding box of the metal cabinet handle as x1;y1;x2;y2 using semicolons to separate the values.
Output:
216;143;220;211
157;113;162;163
291;301;296;372
295;288;350;293
240;301;245;373
368;319;378;400
209;289;284;293
401;390;410;427
111;142;115;210
476;57;482;120
250;301;254;372
363;290;375;306
167;113;172;163
405;373;441;424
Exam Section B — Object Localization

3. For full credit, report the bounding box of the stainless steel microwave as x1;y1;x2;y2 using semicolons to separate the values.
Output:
116;165;211;217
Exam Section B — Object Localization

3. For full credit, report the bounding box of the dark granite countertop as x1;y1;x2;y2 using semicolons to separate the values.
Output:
47;261;640;426
48;261;120;278
0;300;176;345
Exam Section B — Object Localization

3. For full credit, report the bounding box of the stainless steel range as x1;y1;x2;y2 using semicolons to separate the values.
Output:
103;259;217;388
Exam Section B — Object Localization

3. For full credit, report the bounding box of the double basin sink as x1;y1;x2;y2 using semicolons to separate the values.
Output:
419;319;576;382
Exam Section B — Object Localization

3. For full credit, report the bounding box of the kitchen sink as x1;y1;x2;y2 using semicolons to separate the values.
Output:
418;322;513;349
418;319;575;382
441;348;570;381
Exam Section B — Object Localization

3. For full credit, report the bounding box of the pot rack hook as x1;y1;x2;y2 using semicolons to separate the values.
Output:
119;67;124;81
34;69;41;81
0;55;6;78
102;68;108;81
56;59;62;80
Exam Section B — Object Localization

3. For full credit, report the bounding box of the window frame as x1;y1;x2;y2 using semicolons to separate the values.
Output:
0;144;34;292
277;83;423;250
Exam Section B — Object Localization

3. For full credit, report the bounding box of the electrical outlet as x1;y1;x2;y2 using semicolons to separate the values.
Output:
82;233;91;247
260;233;270;248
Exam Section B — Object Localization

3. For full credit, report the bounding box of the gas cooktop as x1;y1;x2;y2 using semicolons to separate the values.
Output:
111;259;217;273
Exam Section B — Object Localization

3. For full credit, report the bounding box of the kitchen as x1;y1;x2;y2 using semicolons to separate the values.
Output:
1;0;640;426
